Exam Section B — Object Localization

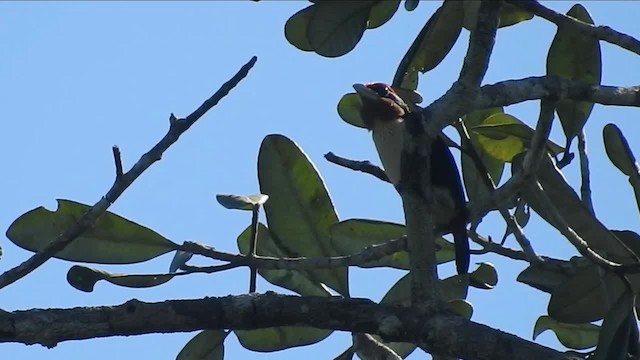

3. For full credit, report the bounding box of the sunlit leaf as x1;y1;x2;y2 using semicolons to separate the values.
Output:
216;193;268;211
6;199;178;264
337;93;365;128
258;135;348;296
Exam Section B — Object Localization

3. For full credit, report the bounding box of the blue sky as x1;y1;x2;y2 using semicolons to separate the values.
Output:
1;1;639;359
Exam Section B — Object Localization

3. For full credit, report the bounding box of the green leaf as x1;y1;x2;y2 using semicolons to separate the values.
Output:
216;193;268;210
235;327;331;352
448;299;473;319
461;107;505;202
177;330;228;360
6;199;178;264
462;1;532;30
285;5;315;51
337;93;365;129
330;219;455;269
238;223;331;297
67;265;174;292
307;1;374;57
258;134;348;296
592;290;636;360
548;264;626;323
393;1;463;90
533;316;599;350
469;262;498;289
471;113;564;162
517;263;573;294
404;0;419;12
367;0;399;29
603;124;640;215
547;4;601;143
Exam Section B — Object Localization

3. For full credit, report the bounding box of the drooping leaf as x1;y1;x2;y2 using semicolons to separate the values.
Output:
67;265;175;292
603;124;640;215
460;107;505;202
258;134;348;296
367;0;400;29
169;250;193;273
471;113;564;162
592;290;636;360
548;264;626;323
177;330;228;360
469;262;498;289
546;4;601;143
393;1;463;90
533;316;599;350
238;223;331;297
285;5;315;51
307;1;374;57
448;299;473;319
330;219;455;269
6;199;178;264
235;327;331;352
216;193;268;211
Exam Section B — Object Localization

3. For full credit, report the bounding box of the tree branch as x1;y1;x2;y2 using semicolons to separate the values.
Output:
324;152;390;183
577;130;595;215
510;0;640;56
0;56;258;290
0;293;568;360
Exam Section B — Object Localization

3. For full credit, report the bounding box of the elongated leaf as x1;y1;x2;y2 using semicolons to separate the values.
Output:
238;223;331;297
177;330;228;360
393;1;463;90
307;1;374;57
235;327;332;352
517;262;575;294
592;290;636;360
547;4;601;143
603;124;640;215
513;154;634;262
6;199;178;264
258;135;348;296
533;316;599;350
67;265;174;292
330;219;455;269
462;1;532;30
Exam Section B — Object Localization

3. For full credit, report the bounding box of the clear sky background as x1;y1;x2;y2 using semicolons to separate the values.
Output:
1;1;639;359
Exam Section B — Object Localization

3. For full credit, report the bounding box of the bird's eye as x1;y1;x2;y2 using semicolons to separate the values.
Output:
371;86;390;97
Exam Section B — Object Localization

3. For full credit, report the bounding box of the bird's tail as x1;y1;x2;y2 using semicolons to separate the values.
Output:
453;226;470;275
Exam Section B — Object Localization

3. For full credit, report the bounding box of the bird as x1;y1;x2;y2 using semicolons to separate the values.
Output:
353;82;470;274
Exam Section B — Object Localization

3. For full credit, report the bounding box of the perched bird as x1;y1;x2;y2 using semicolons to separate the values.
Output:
353;82;470;274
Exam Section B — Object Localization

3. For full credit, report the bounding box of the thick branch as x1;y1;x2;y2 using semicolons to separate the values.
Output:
510;0;640;56
0;293;568;360
0;57;258;290
477;76;640;109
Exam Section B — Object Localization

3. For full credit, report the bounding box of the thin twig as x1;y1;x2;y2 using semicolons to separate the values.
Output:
112;146;124;179
577;130;595;215
0;56;258;290
510;0;640;56
181;237;408;271
324;152;390;183
248;206;260;293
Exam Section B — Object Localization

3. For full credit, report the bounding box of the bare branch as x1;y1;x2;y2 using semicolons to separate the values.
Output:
577;130;595;215
324;152;390;183
111;146;124;179
181;236;407;271
0;293;567;360
510;0;640;56
0;56;258;290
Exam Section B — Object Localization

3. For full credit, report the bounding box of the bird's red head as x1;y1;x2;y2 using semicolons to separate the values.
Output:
353;82;409;130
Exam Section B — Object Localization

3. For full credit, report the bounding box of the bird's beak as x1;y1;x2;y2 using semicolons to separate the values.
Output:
353;83;379;101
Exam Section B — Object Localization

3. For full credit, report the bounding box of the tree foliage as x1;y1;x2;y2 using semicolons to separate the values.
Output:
3;1;640;360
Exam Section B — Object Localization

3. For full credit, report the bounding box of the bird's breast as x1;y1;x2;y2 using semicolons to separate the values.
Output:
372;121;404;186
